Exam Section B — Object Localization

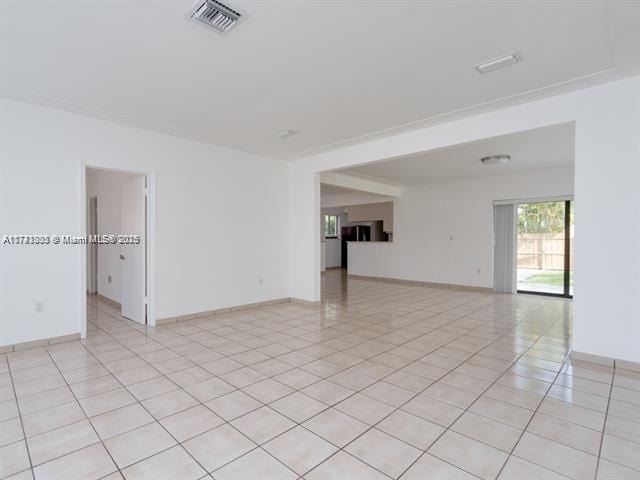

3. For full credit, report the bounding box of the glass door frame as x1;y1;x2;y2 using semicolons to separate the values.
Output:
517;200;573;299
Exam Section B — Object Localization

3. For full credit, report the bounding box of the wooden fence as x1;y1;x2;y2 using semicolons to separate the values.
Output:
517;233;574;270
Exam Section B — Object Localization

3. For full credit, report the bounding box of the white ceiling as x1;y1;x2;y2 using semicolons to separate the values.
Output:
338;123;575;186
1;1;638;159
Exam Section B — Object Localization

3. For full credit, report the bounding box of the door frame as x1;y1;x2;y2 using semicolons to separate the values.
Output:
79;164;157;339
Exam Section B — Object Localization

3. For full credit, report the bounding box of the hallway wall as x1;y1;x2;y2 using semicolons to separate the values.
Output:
347;166;573;288
0;98;290;346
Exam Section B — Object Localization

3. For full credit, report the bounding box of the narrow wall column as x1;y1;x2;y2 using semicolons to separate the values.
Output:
573;77;640;363
288;165;321;302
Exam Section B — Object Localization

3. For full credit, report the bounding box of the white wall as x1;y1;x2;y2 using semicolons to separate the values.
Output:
0;98;290;346
347;167;574;287
572;79;640;364
86;169;138;303
289;165;320;301
289;76;640;363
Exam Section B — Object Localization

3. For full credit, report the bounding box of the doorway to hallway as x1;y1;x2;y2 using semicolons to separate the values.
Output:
84;167;152;330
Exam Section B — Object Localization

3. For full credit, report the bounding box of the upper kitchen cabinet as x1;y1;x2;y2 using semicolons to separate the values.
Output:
345;202;394;232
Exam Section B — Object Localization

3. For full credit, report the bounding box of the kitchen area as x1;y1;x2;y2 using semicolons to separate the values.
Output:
321;200;394;272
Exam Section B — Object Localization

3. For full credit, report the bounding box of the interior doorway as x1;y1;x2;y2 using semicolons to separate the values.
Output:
516;200;574;297
84;167;153;330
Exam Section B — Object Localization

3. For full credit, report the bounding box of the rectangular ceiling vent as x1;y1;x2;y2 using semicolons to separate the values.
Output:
191;0;242;34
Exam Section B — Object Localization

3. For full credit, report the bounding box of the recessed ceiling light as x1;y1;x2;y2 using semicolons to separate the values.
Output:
481;155;511;165
276;129;299;139
475;53;521;74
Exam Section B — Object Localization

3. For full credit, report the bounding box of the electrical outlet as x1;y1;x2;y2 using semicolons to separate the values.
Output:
476;268;482;275
449;234;454;240
259;277;264;285
108;275;112;283
35;302;43;313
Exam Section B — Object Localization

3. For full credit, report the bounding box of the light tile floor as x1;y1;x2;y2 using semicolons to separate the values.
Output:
1;270;639;479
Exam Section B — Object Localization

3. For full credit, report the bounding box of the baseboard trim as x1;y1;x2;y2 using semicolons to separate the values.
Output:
156;297;296;325
571;350;640;372
290;298;322;306
0;333;81;354
347;274;493;293
617;359;640;373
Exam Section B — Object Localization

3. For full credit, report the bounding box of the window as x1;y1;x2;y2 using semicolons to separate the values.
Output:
324;214;338;238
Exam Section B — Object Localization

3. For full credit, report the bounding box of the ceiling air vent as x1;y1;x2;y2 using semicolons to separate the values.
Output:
191;0;242;34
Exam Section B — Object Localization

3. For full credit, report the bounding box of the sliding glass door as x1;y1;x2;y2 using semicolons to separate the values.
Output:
516;200;574;297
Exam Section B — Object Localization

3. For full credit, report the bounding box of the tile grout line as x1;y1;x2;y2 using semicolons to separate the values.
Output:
593;361;616;480
79;305;254;478
3;288;544;476
492;355;571;480
42;347;127;479
288;292;570;478
5;357;37;480
125;290;592;475
86;291;483;479
83;298;355;478
125;282;632;476
261;296;518;479
4;279;589;480
253;294;533;478
81;287;521;479
8;289;550;478
395;306;571;479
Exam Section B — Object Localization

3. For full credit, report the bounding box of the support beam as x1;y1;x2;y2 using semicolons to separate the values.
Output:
320;172;403;198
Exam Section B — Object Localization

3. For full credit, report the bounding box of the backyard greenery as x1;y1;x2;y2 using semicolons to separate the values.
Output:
525;271;574;286
518;202;569;233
